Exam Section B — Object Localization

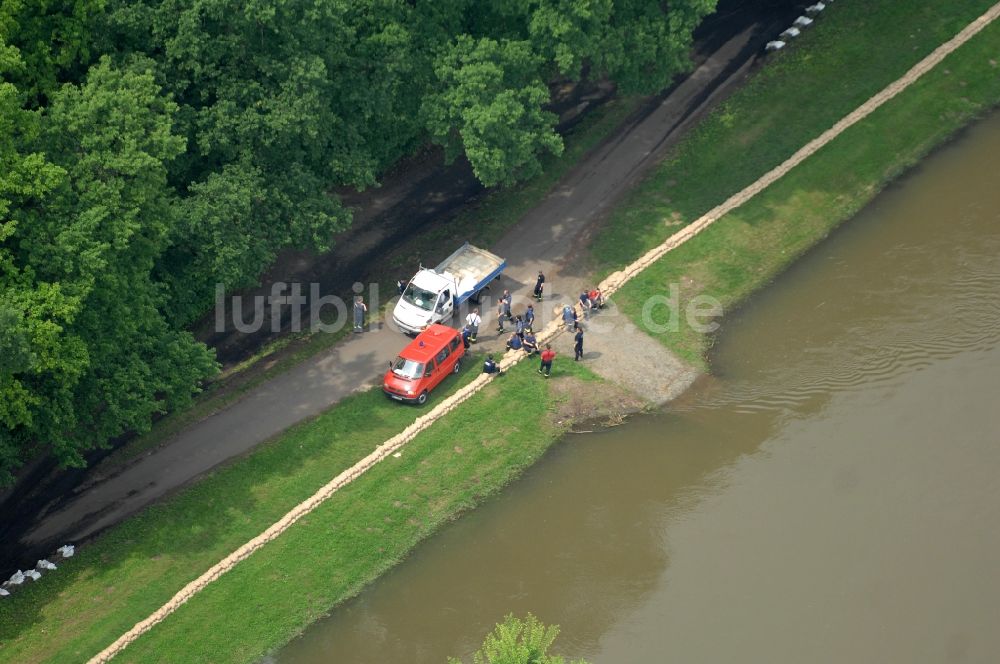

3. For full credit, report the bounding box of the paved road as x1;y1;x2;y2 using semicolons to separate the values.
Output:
19;23;773;551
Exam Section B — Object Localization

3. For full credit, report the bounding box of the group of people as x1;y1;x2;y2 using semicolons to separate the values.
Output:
561;288;604;330
494;288;540;334
477;276;606;377
483;344;556;378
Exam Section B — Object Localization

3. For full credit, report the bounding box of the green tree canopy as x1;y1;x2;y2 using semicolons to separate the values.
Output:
423;36;564;187
449;613;588;664
1;53;216;481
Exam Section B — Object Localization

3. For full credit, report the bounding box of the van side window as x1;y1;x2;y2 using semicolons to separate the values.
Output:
424;359;435;375
449;337;460;352
436;346;451;364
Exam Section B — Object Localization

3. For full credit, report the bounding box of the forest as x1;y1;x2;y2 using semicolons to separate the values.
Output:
0;0;715;484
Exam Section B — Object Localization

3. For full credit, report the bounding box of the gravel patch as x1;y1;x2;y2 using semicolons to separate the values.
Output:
549;303;700;406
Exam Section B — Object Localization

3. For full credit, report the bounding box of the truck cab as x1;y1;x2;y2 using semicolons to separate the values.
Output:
395;271;456;333
382;324;465;405
392;243;505;335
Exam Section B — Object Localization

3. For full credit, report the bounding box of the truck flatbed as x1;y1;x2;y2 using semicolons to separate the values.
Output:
434;243;506;305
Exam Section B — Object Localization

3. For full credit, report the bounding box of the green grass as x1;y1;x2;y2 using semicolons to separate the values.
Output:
0;356;604;663
117;362;562;663
594;0;1000;367
0;358;480;662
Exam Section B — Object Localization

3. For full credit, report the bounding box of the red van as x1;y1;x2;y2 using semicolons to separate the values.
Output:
383;324;466;405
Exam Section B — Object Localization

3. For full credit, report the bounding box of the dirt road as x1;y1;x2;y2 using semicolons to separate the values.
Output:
4;11;792;569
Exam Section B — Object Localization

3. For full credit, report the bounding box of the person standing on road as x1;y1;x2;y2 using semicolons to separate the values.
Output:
461;325;472;350
353;295;367;332
466;308;481;342
496;298;507;333
574;324;584;361
562;304;576;332
579;291;592;320
501;289;512;321
539;344;556;377
533;271;545;301
514;314;525;339
524;303;535;329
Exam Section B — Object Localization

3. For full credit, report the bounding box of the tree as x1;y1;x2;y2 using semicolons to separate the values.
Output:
448;614;589;664
423;36;564;188
0;55;217;481
592;0;717;94
528;0;613;80
0;0;106;103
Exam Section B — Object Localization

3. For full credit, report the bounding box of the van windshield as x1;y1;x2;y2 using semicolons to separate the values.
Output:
402;284;437;311
391;356;425;380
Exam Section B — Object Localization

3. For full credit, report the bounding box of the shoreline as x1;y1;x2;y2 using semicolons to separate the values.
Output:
4;2;1000;662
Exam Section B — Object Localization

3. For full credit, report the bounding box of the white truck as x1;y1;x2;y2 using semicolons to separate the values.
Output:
392;242;506;334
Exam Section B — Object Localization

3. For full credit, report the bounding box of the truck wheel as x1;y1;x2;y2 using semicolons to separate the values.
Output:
452;359;461;374
416;391;428;405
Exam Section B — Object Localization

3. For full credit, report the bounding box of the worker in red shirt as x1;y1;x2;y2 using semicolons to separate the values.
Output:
538;344;556;377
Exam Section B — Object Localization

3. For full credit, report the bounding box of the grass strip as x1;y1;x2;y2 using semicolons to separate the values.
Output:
594;0;1000;366
0;360;483;662
0;358;600;663
114;361;598;663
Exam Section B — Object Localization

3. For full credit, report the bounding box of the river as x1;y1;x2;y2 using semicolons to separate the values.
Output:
270;113;1000;663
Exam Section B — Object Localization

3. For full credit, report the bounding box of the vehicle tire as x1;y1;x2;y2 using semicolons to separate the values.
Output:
452;359;461;374
416;391;428;405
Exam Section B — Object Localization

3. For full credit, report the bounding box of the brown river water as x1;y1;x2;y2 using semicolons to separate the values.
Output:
270;113;1000;663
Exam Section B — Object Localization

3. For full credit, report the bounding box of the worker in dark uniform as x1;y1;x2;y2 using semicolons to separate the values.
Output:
483;354;503;376
533;271;545;301
522;330;539;355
